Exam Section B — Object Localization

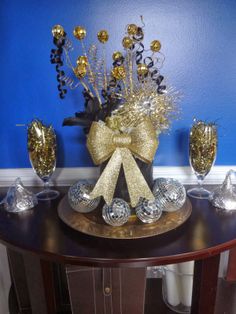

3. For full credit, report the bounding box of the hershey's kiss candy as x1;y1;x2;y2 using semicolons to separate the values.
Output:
122;36;133;49
135;198;162;224
52;25;65;39
97;30;109;43
73;26;86;40
68;181;100;213
102;198;131;227
153;178;186;212
1;177;38;213
209;170;236;211
150;40;161;52
127;23;138;35
111;65;126;80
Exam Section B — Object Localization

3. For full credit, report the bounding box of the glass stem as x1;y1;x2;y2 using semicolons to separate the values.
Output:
44;180;50;191
197;176;204;190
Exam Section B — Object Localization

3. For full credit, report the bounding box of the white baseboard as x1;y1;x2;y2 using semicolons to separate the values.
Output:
0;166;235;187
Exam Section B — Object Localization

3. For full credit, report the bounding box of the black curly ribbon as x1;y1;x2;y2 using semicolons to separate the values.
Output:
50;35;67;99
143;56;166;94
132;27;144;42
144;56;154;69
102;78;122;101
112;55;125;67
135;42;144;65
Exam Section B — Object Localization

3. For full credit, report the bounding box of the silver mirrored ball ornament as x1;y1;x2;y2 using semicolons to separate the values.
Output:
135;198;162;223
68;180;100;213
153;178;186;212
102;198;131;227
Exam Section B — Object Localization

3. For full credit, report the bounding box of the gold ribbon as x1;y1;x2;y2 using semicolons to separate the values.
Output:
86;119;158;207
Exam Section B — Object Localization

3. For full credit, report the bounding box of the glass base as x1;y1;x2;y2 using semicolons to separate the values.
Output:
36;189;60;201
187;187;211;199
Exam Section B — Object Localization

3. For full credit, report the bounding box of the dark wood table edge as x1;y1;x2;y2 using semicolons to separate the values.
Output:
1;235;236;267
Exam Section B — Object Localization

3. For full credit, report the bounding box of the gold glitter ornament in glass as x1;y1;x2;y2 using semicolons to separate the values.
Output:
127;24;138;35
122;36;133;49
76;56;88;66
74;64;87;79
27;119;59;201
137;63;149;77
187;120;217;199
112;65;126;80
97;30;109;43
150;40;161;52
112;51;123;61
52;25;65;40
73;26;86;40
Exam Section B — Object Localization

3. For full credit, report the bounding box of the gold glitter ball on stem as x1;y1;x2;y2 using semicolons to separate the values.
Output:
97;30;109;43
52;25;65;39
76;56;88;66
112;51;123;61
74;64;87;79
122;36;133;49
73;26;86;40
137;63;149;76
150;40;161;52
112;66;126;80
127;24;138;35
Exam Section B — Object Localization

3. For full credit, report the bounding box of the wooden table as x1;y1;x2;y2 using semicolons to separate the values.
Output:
1;187;236;314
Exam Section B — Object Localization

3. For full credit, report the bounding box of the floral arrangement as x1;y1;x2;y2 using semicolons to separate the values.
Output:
50;18;182;226
50;17;179;135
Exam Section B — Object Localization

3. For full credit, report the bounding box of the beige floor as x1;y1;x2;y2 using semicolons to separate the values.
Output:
0;244;11;314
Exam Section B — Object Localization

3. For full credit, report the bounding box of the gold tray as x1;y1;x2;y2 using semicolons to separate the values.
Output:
58;196;192;239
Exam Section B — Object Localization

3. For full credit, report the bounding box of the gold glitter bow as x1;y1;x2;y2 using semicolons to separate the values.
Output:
87;119;158;207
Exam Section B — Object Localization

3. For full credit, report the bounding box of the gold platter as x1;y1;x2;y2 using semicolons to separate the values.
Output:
58;196;192;239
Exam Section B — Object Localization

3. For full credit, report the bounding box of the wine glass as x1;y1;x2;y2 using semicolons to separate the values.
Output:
187;120;217;199
27;119;60;201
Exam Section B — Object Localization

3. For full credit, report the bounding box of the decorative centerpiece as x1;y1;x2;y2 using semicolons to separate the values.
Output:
50;18;188;232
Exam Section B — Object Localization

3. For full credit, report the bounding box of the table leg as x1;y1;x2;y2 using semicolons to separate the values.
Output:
23;254;57;314
7;249;31;313
40;259;57;314
191;254;220;314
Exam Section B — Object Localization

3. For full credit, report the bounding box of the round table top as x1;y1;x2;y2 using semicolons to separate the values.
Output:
0;186;236;267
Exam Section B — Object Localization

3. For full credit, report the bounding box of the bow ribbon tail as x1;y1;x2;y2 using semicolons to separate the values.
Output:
121;148;155;207
89;149;122;205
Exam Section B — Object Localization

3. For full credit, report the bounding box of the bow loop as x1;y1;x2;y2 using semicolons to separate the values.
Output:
129;120;158;163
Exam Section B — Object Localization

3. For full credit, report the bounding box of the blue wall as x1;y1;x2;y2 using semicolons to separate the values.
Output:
1;0;236;168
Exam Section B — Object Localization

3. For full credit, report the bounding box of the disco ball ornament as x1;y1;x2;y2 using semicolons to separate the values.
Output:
153;178;186;212
68;181;100;213
102;198;131;227
135;199;162;224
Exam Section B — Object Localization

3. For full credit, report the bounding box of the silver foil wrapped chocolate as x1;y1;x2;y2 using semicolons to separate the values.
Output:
0;178;38;213
210;170;236;211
